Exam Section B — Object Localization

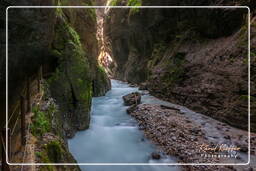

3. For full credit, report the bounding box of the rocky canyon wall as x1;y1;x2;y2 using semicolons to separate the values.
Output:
104;0;256;131
0;0;110;166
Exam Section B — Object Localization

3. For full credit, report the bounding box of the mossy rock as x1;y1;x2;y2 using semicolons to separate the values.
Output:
46;140;63;162
48;10;93;133
36;139;80;171
93;65;111;97
30;105;51;137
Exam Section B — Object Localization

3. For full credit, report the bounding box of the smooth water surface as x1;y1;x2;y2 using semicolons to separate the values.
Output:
68;80;180;171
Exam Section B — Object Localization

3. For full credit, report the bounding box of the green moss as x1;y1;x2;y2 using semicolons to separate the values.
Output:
109;0;120;6
80;81;92;106
98;65;106;73
147;42;166;69
46;140;63;162
56;7;63;17
251;51;256;58
81;2;97;21
237;23;248;49
92;65;110;96
239;95;256;102
127;0;141;6
35;140;64;170
51;49;62;58
127;0;141;14
163;52;186;85
57;0;69;6
66;24;82;48
35;149;54;170
48;12;93;119
30;105;51;137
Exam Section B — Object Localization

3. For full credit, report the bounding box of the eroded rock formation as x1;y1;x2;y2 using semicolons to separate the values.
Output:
0;0;110;167
104;0;256;131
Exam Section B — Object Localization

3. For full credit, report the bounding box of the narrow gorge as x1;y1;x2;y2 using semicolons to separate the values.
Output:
0;0;256;171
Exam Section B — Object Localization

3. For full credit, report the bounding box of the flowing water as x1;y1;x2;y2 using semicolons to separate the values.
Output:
68;79;252;170
68;80;181;171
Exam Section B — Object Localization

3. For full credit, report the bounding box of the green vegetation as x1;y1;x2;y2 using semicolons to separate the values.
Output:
66;25;82;47
147;42;166;69
93;65;110;96
46;140;63;162
80;2;97;21
48;9;93;124
30;105;51;137
237;23;248;50
239;95;256;102
36;151;54;171
35;140;65;170
163;52;186;85
88;8;97;21
98;65;106;73
109;0;120;6
251;51;256;58
56;7;63;17
30;102;57;137
127;0;141;6
127;0;141;14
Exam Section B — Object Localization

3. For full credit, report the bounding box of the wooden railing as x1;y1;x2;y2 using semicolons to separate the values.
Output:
1;66;43;170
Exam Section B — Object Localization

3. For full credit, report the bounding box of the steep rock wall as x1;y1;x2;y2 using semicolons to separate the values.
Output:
104;0;256;131
1;0;110;136
0;0;110;166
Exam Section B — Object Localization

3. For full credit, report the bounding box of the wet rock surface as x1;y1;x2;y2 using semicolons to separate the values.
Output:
123;92;141;106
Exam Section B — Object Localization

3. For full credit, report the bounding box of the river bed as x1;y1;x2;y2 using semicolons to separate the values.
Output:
68;79;255;170
68;80;181;171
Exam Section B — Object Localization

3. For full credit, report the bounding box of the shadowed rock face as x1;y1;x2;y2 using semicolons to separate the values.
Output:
1;0;111;166
0;0;110;135
104;0;255;131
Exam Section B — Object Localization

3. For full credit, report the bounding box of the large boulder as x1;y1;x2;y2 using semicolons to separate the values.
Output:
123;92;141;106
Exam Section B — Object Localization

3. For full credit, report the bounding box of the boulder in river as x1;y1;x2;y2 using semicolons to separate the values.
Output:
123;92;141;106
151;152;161;160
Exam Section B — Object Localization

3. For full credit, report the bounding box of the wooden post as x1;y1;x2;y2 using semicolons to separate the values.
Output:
37;66;42;93
1;130;10;171
37;74;40;94
20;95;26;145
7;128;11;161
40;65;43;79
26;78;31;113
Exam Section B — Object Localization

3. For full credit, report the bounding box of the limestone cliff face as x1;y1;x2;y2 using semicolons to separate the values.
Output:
0;0;110;167
1;0;110;136
0;0;110;166
104;0;256;131
47;2;109;138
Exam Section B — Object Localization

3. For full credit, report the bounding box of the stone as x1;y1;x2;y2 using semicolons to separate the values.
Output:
171;136;177;141
224;135;231;139
139;82;148;90
127;104;137;114
239;146;248;152
122;92;141;106
190;128;201;135
151;152;161;160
